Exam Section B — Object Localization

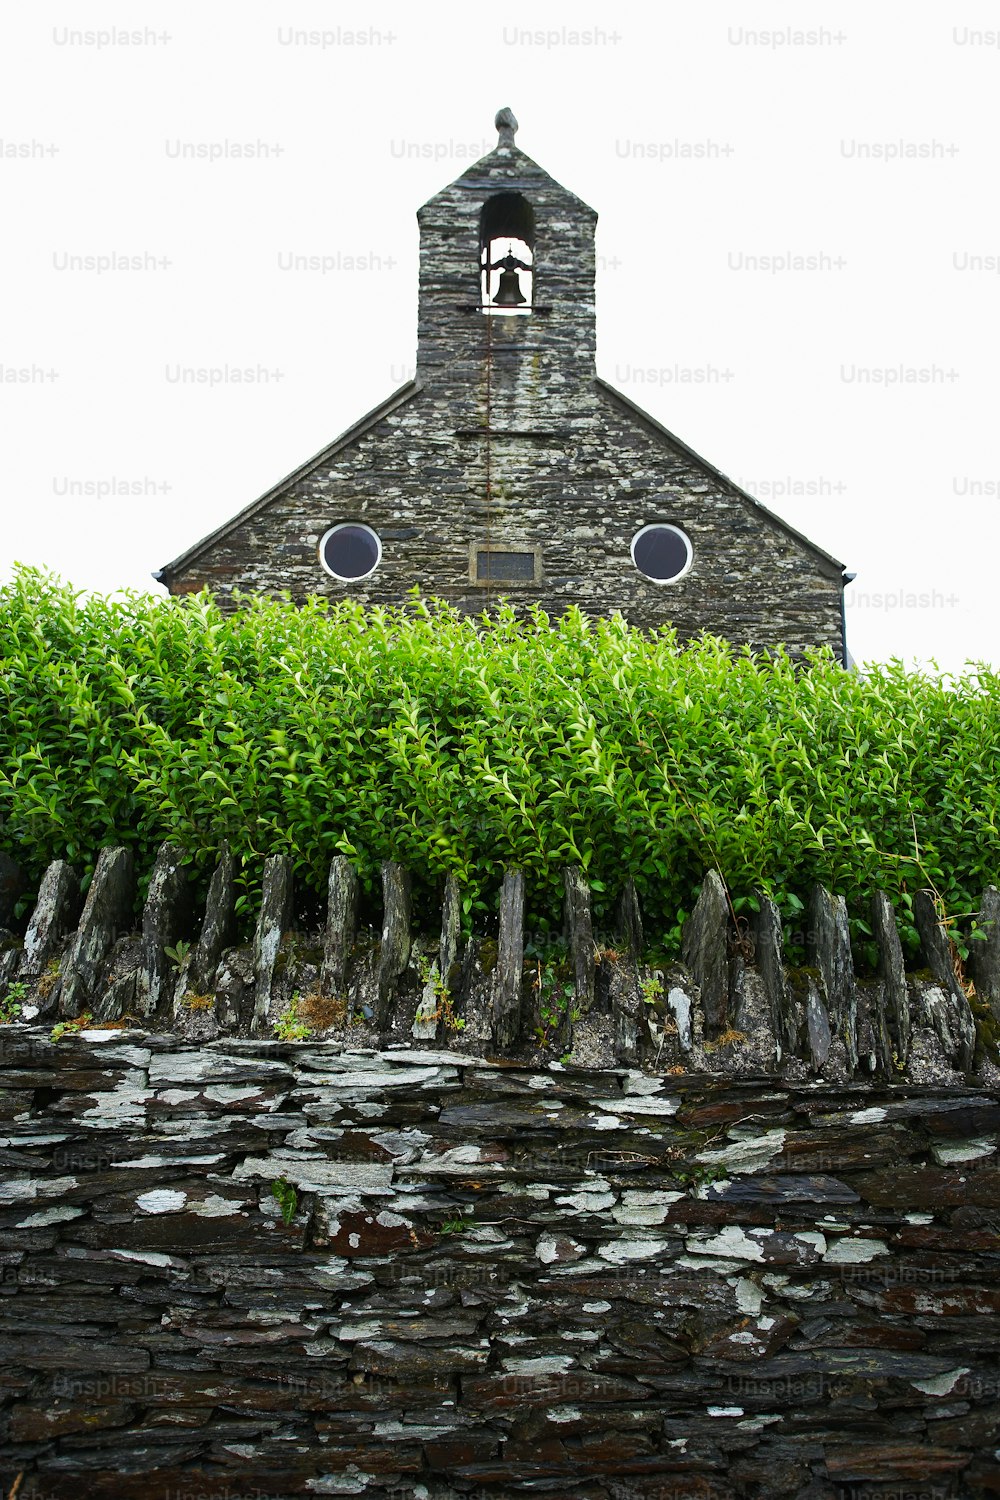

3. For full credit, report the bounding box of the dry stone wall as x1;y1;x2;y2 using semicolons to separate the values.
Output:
1;847;1000;1496
1;1037;999;1499
4;847;1000;1089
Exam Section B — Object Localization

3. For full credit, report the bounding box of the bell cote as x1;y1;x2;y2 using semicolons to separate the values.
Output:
415;108;598;387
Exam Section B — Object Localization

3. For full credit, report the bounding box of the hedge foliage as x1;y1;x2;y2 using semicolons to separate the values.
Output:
1;567;998;957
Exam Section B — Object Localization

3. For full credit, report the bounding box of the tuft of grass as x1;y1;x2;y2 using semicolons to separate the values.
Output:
271;1177;298;1226
272;995;311;1042
296;989;348;1032
181;991;215;1010
50;1011;92;1042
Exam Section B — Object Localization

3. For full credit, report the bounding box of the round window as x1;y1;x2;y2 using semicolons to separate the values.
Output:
631;523;692;583
319;523;382;581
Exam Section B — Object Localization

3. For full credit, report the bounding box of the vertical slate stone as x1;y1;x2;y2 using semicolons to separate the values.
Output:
189;844;237;994
804;975;833;1072
137;842;190;1020
375;861;411;1029
912;889;976;1073
808;885;857;1073
252;856;293;1033
0;852;22;927
616;878;643;958
681;870;729;1037
751;892;798;1061
968;885;1000;1023
611;967;641;1065
872;890;910;1068
439;873;462;989
321;856;359;998
0;944;20;994
857;981;896;1080
493;869;525;1053
20;861;80;983
563;865;595;1016
59;847;134;1019
412;963;441;1042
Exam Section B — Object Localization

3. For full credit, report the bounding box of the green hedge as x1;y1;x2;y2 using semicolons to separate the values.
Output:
1;567;998;958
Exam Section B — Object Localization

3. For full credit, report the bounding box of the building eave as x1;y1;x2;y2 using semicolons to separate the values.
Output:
154;380;423;587
595;376;848;577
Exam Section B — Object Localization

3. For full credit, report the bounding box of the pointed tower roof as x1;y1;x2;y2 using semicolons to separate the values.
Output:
417;106;597;220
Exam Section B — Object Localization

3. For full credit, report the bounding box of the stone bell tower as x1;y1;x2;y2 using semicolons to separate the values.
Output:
415;108;599;427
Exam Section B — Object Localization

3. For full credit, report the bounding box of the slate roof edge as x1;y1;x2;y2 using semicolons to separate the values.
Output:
154;380;423;586
594;376;848;577
418;144;598;220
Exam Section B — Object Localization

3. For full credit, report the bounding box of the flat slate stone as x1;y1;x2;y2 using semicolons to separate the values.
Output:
233;1157;394;1193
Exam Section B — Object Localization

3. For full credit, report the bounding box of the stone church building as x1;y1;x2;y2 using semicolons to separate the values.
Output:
157;109;850;661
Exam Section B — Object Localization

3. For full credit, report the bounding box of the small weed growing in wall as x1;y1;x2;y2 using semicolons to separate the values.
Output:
672;1161;729;1192
271;1177;298;1225
164;939;191;972
528;948;578;1047
0;982;28;1024
181;991;215;1010
415;952;465;1032
702;1028;748;1054
438;1216;474;1237
296;989;348;1031
50;1011;92;1041
273;996;312;1042
36;959;61;1004
640;974;664;1006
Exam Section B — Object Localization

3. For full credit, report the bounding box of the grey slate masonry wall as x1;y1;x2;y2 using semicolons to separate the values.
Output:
159;115;848;660
2;849;1000;1495
1;1037;999;1499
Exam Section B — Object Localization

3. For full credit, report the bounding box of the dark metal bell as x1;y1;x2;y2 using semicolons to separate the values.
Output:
492;264;526;306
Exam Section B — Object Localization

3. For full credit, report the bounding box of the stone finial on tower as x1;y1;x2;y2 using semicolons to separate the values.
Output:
495;107;518;147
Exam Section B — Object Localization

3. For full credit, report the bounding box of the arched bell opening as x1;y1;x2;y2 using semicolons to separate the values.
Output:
480;192;535;314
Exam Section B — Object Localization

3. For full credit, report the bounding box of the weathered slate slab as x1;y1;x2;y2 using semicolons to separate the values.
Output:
439;872;462;986
751;892;798;1060
856;978;895;1080
189;843;236;993
872;889;910;1067
493;869;525;1053
563;865;595;1017
808;884;857;1072
912;889;976;1073
251;855;293;1033
804;973;832;1073
59;847;135;1019
616;878;643;958
20;860;80;986
375;861;411;1028
320;855;358;998
681;870;729;1036
968;884;1000;1021
136;842;189;1020
233;1156;394;1194
0;852;23;927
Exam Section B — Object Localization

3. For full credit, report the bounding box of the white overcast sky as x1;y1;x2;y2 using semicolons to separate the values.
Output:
2;2;998;674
